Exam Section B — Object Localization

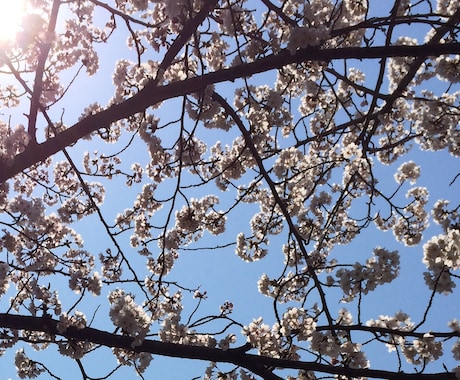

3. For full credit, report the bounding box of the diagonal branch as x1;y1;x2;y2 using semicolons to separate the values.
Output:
361;6;460;149
211;91;336;327
151;0;219;84
27;0;61;144
2;42;460;182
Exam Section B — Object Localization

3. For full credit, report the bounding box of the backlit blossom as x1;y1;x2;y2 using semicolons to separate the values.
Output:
15;349;44;379
287;25;330;54
436;55;460;83
242;317;282;357
335;248;400;301
109;290;151;347
0;262;10;296
402;333;443;365
423;229;460;293
394;161;421;184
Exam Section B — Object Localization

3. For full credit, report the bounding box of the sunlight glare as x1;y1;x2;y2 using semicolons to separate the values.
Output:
0;0;27;43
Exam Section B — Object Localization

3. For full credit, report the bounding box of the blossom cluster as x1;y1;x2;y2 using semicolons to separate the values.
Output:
333;248;400;301
0;123;30;167
366;314;445;367
204;364;258;380
52;15;101;79
57;339;94;360
10;277;62;317
112;348;153;374
0;261;10;297
337;68;366;107
258;272;310;303
108;289;151;347
394;161;421;185
15;349;44;379
57;311;87;333
423;229;460;293
309;310;369;369
242;317;282;357
366;312;415;351
392;187;430;246
154;195;226;256
0;329;18;358
99;249;123;281
206;138;252;185
387;37;418;92
159;313;217;347
412;91;460;155
402;333;443;365
66;249;102;295
436;55;460;83
279;307;316;341
287;25;330;54
235;232;269;262
431;200;460;233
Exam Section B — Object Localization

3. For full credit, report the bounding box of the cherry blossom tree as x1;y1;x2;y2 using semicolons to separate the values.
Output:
0;0;459;379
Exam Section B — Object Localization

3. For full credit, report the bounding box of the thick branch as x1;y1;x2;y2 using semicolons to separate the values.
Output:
0;313;454;379
27;0;61;144
2;42;460;182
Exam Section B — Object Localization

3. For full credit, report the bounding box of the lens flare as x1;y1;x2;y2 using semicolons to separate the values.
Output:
0;0;27;43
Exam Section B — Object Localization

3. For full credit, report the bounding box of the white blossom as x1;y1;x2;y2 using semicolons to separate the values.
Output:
0;262;10;296
242;317;282;357
402;333;443;365
394;161;421;184
15;349;44;379
109;290;151;347
423;229;460;293
436;55;460;83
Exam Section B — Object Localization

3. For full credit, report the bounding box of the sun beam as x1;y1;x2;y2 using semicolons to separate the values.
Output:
0;0;27;43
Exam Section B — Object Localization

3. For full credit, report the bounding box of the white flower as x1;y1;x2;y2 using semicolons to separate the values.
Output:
423;230;460;293
57;311;87;333
242;317;282;356
280;307;316;340
394;161;421;184
436;55;460;83
402;333;443;364
15;349;44;379
287;25;329;54
0;261;10;296
109;290;151;347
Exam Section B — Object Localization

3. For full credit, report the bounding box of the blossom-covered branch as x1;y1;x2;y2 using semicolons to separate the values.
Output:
2;42;460;183
0;313;456;379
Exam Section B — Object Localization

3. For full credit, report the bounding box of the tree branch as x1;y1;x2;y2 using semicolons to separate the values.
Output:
0;313;455;380
2;42;460;183
27;0;61;144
